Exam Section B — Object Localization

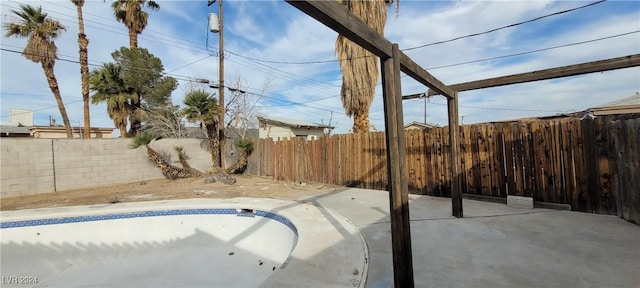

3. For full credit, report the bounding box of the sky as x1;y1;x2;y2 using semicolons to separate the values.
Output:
1;0;639;136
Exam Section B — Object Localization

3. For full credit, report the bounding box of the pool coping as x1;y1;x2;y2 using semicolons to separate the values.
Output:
1;198;369;288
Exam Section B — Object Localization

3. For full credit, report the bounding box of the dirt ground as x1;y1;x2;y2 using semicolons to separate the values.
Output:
0;175;339;211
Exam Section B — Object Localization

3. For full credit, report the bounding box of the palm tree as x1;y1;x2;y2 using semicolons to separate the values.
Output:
335;0;394;133
111;0;159;48
72;0;91;138
182;89;221;171
89;63;134;137
4;5;72;138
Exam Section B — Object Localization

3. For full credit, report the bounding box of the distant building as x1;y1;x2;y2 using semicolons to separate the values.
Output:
404;121;438;130
10;109;33;126
490;93;640;123
257;116;334;140
0;125;115;138
0;125;31;137
0;109;115;138
586;92;640;116
30;126;115;138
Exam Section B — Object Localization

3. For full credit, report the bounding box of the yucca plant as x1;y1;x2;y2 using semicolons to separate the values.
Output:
131;132;202;179
174;145;191;169
226;139;254;174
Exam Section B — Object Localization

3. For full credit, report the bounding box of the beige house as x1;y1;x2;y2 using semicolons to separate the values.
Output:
31;126;115;138
0;125;114;138
1;109;115;138
258;116;333;140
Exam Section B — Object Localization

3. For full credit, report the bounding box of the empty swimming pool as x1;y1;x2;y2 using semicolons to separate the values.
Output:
1;198;368;287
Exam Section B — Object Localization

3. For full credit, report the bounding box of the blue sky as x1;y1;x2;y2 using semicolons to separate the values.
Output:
1;0;639;135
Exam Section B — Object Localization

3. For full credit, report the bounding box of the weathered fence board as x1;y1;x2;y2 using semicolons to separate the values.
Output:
249;114;640;223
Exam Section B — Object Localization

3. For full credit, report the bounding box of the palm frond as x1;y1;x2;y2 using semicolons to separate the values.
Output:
130;131;159;148
182;89;219;124
335;0;390;132
234;139;254;154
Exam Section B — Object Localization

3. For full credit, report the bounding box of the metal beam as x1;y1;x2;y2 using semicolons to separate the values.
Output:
286;0;455;98
428;54;640;96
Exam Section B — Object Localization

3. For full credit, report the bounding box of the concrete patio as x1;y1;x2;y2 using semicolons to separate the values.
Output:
2;186;638;287
294;188;640;288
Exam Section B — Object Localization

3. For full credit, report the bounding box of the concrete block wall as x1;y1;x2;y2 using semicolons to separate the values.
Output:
52;139;163;192
1;139;55;197
1;138;213;198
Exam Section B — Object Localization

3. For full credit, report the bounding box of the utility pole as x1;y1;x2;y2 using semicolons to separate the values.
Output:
218;0;225;169
208;0;225;168
423;95;427;124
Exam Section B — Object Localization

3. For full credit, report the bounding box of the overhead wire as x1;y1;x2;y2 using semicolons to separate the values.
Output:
217;0;609;64
0;98;86;118
403;0;608;51
1;0;632;123
405;98;566;113
41;0;204;48
425;30;640;70
1;45;205;84
2;1;211;55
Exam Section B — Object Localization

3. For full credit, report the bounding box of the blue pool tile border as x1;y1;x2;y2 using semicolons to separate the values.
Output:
0;208;298;235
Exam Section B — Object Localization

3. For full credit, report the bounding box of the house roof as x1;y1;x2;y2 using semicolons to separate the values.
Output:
226;128;259;139
30;126;115;131
592;93;640;108
0;125;31;135
258;116;334;129
404;121;438;129
0;125;116;137
588;93;640;116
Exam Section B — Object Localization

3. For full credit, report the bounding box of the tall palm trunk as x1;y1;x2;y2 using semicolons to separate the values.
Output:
145;146;202;179
42;61;72;137
128;98;142;136
226;150;248;174
336;0;388;133
75;1;91;138
116;117;128;138
128;29;137;48
205;122;220;172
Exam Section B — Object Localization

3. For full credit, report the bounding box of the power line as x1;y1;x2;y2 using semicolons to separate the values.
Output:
226;50;338;65
1;45;204;84
224;56;340;96
2;2;211;55
41;0;204;48
405;98;566;113
0;98;85;118
425;30;640;70
3;0;205;49
166;55;212;73
219;0;608;64
404;0;608;51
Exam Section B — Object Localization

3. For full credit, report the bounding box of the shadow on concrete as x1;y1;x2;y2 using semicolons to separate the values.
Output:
2;228;282;287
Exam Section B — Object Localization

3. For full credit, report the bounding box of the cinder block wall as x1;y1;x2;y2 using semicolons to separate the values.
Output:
148;138;213;174
1;138;212;198
1;139;56;197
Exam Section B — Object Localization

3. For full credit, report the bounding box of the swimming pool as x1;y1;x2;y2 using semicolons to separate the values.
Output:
1;198;368;287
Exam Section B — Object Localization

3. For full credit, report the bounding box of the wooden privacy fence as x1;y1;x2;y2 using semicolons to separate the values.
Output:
248;114;639;223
